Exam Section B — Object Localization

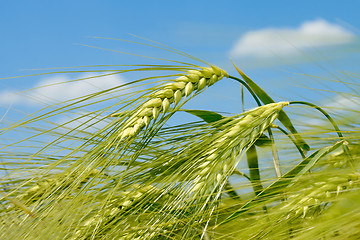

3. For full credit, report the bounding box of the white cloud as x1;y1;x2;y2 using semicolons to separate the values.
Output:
0;73;125;106
327;94;360;112
294;94;360;130
229;19;355;58
0;91;22;106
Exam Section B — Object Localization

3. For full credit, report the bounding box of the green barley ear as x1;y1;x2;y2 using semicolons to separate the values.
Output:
249;169;360;239
281;171;360;220
14;169;99;206
108;102;289;239
117;65;228;140
187;102;289;197
71;184;169;240
294;189;360;240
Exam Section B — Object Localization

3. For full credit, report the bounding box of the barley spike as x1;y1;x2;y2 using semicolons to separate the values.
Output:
118;66;229;140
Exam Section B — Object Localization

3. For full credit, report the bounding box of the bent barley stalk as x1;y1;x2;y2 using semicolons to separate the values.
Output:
102;102;290;239
116;66;229;140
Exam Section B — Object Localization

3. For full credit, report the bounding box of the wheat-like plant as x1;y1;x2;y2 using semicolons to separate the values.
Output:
281;171;360;219
14;169;99;205
0;38;359;240
187;102;289;197
83;102;290;239
116;66;228;140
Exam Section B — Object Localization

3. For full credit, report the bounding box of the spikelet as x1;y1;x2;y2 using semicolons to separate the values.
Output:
84;102;288;239
118;66;229;140
189;102;289;194
282;171;360;219
127;102;289;236
71;184;171;240
16;170;99;205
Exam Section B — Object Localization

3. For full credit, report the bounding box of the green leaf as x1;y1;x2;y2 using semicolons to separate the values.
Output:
261;140;345;198
216;140;345;227
246;145;263;195
183;109;271;148
182;109;224;123
231;62;310;152
254;133;271;147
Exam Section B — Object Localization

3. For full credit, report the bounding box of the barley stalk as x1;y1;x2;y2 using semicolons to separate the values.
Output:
75;102;288;239
134;103;288;231
116;66;229;140
133;102;290;237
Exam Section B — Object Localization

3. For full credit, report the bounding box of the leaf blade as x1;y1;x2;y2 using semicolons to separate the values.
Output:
231;62;310;152
216;140;345;227
182;109;224;123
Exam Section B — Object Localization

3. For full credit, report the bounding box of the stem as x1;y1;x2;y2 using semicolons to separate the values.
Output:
276;126;306;159
0;190;34;217
228;75;262;107
224;181;241;200
289;101;342;137
203;230;210;240
267;128;282;178
241;84;245;112
232;168;251;181
289;101;354;168
246;145;264;195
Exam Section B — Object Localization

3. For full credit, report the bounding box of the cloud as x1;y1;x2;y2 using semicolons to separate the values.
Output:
293;94;360;130
0;91;22;106
0;73;125;106
326;94;360;113
229;19;355;58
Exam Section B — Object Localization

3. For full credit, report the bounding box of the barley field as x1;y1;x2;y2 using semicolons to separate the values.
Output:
0;39;359;239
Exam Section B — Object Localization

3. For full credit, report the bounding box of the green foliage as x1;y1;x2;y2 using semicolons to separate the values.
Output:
0;40;359;239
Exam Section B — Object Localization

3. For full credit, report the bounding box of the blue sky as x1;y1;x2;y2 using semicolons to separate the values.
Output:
1;0;360;124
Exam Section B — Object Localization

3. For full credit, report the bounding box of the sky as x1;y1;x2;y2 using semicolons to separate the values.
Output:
1;0;360;126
